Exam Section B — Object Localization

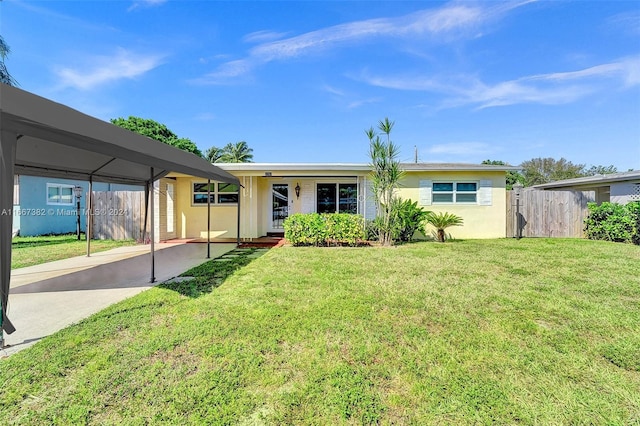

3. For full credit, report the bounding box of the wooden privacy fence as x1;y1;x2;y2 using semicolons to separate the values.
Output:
506;190;595;238
90;191;148;240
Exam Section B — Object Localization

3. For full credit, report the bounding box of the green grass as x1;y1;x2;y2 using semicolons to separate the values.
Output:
11;234;138;269
1;239;639;424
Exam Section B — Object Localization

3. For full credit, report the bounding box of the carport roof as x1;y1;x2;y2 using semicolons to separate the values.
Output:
1;83;239;337
0;83;239;186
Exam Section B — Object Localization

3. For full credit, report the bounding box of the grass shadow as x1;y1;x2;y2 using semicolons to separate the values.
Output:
11;234;86;249
158;247;268;298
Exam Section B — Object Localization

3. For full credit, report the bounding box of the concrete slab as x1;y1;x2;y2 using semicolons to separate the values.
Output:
1;242;235;357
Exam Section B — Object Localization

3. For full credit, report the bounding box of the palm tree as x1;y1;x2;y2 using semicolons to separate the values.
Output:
220;141;254;163
0;35;18;86
426;212;463;242
204;146;224;163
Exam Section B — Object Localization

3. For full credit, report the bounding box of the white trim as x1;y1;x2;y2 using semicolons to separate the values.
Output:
46;183;75;206
432;181;480;204
215;162;518;172
269;183;290;232
191;180;239;206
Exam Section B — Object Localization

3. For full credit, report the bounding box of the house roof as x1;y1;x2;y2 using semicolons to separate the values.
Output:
533;170;640;190
0;83;239;186
214;162;518;172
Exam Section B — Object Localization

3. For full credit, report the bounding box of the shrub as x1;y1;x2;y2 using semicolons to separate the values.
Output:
425;212;464;243
284;213;326;246
284;213;365;247
324;213;365;246
584;201;640;244
366;198;429;244
390;198;430;242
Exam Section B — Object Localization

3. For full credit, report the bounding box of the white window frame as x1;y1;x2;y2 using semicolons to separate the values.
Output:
191;182;239;206
432;181;479;204
46;183;75;206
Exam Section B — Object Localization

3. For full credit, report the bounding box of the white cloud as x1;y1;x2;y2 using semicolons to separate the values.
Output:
360;56;640;109
607;10;640;36
197;1;534;84
347;97;381;109
243;30;290;44
322;84;345;97
128;0;167;12
54;48;164;90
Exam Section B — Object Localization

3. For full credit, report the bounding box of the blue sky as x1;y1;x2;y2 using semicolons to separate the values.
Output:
2;0;639;170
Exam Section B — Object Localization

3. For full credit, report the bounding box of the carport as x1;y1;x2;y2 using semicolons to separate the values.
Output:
0;83;240;345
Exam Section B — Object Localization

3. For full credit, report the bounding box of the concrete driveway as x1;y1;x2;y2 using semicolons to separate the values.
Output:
2;242;234;356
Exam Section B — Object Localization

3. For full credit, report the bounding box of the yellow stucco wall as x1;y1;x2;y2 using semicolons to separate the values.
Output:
175;177;239;239
399;171;507;239
173;169;508;240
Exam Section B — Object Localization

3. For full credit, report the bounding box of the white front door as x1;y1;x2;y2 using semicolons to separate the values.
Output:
270;183;290;232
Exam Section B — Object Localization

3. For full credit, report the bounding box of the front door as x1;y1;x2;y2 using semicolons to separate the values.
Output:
270;183;289;231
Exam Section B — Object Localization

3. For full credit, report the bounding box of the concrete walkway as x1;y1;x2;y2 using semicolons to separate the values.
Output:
2;242;235;356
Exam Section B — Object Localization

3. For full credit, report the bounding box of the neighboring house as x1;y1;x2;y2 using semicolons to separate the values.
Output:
533;170;640;205
13;175;143;236
164;162;516;241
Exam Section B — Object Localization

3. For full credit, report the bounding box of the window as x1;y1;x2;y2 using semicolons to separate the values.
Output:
47;183;75;205
316;183;357;214
192;182;239;205
433;182;477;203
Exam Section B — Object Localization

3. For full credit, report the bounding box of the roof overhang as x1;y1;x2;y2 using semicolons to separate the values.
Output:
533;170;640;190
0;83;239;186
211;162;518;174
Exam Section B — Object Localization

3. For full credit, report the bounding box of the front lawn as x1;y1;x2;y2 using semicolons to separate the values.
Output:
0;239;638;424
11;234;138;269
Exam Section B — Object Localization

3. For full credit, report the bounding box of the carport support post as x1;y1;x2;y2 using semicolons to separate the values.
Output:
207;179;211;259
1;130;18;344
149;168;156;283
86;177;93;257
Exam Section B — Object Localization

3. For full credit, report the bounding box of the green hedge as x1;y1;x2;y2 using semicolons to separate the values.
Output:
284;213;365;246
584;201;640;245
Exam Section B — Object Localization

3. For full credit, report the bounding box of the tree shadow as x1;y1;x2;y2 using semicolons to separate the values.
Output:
157;248;267;298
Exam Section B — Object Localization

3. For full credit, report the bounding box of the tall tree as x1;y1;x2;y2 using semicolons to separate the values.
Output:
0;35;18;86
482;160;525;190
367;117;403;246
204;146;225;163
584;164;618;176
520;157;585;186
110;116;203;157
219;141;254;163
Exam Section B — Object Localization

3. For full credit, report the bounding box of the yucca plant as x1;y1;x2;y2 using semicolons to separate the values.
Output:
426;212;463;242
366;118;404;246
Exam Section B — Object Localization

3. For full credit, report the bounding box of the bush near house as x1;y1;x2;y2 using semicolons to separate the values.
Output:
367;198;430;243
284;213;365;247
584;201;640;245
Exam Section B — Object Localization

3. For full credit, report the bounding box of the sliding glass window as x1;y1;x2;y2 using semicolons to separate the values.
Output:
316;183;357;214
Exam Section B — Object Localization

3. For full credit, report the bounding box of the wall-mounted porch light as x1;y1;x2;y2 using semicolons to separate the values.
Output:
295;182;301;199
